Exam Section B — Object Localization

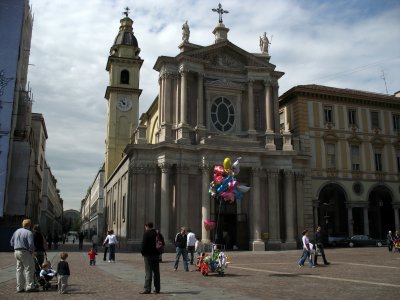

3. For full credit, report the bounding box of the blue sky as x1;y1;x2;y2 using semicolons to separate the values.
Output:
27;0;400;210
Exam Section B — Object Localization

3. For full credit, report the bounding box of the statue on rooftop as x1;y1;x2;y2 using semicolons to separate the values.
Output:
260;32;271;55
182;20;190;43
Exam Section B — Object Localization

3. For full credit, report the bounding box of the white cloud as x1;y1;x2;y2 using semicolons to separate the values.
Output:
28;0;400;210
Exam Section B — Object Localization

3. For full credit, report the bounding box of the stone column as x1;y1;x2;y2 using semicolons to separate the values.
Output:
158;77;162;124
177;165;189;227
295;172;305;236
348;207;354;237
159;163;171;242
201;163;211;244
159;73;172;142
195;73;207;142
164;74;172;123
265;82;273;132
313;204;319;229
284;170;296;247
264;81;276;150
250;167;264;251
197;73;204;127
394;208;399;232
247;80;256;136
177;69;189;142
267;170;280;249
180;70;188;125
363;207;369;235
282;108;293;151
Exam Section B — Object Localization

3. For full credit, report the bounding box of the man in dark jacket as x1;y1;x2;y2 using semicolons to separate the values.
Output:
314;225;330;266
173;227;189;271
140;222;160;294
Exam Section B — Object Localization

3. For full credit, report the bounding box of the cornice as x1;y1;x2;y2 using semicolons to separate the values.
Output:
106;56;143;71
105;86;142;99
280;85;400;109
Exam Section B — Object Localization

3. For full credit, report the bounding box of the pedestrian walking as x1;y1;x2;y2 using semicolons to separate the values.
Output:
91;234;99;253
103;240;108;261
187;229;196;265
387;231;394;252
140;222;161;294
103;230;118;262
47;234;52;250
57;252;70;294
53;234;59;250
298;229;315;268
155;229;165;262
313;225;330;266
32;224;47;268
88;247;97;266
394;231;400;253
173;227;189;271
78;232;84;250
10;219;38;293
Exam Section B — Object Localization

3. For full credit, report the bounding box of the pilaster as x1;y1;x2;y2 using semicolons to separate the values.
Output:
250;167;264;251
266;169;281;249
283;170;296;248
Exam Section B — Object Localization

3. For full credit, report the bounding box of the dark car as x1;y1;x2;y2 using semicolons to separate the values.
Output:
328;234;347;247
344;235;386;247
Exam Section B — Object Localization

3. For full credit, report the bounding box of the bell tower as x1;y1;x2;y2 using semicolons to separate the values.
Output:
105;8;142;180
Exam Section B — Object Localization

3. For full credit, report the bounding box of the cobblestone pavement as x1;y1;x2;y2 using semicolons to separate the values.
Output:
0;242;400;299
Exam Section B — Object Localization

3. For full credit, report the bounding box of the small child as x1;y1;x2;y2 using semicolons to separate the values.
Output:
56;252;70;294
39;261;57;290
88;247;97;266
194;235;204;262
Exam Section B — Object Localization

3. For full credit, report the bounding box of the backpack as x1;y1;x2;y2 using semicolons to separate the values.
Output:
156;233;164;253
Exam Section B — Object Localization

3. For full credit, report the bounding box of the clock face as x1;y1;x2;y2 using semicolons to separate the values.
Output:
116;97;132;111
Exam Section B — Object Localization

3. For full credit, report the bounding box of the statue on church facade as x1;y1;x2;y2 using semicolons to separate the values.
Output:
259;32;270;55
182;20;190;43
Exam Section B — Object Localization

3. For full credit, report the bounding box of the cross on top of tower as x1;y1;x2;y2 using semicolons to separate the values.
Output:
212;3;229;24
123;6;130;17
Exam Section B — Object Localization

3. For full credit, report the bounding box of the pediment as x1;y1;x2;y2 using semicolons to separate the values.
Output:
347;133;363;145
204;78;245;90
179;41;273;69
370;136;385;148
322;132;339;143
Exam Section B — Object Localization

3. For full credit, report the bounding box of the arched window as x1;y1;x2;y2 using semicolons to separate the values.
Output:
120;70;129;84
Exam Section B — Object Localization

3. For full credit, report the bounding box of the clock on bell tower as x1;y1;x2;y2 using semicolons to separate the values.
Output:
104;9;143;180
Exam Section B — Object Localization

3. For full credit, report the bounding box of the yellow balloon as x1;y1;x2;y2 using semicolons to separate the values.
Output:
223;157;231;171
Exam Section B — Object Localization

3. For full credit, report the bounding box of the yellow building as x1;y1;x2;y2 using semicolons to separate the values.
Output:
280;85;400;239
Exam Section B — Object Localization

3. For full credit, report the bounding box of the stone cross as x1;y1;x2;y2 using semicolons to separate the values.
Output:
123;6;130;17
212;3;229;23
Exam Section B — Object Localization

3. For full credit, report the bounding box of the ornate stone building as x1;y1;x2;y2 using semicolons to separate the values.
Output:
279;85;400;239
103;11;311;251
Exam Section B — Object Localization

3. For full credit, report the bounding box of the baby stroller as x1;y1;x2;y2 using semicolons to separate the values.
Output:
35;258;57;290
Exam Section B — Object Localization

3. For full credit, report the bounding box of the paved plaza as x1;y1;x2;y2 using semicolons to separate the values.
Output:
0;242;399;299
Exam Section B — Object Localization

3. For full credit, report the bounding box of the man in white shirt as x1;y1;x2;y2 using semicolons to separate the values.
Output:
186;229;196;265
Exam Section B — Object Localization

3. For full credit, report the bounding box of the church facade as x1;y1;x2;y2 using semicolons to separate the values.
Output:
103;13;312;251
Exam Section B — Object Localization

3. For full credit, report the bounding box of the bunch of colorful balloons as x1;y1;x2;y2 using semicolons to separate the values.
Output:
209;157;250;203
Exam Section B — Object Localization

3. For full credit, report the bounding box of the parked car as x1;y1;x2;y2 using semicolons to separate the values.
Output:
328;234;347;247
344;235;386;247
